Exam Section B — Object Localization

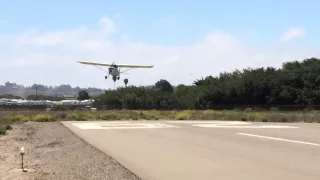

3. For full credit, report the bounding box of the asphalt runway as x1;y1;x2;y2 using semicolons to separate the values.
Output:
62;120;320;180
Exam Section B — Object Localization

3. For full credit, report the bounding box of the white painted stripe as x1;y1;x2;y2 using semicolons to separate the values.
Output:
73;122;180;130
237;133;320;147
165;120;220;124
195;124;299;129
166;120;251;124
167;121;298;129
99;121;136;124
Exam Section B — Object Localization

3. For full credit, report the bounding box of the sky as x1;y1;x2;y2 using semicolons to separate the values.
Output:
0;0;319;89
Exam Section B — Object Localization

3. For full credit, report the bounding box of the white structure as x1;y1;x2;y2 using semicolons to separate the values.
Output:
0;98;95;107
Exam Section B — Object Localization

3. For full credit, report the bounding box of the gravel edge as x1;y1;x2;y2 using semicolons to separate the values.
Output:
0;122;141;180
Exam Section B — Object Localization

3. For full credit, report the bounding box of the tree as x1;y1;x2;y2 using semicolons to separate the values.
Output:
5;81;17;87
155;79;174;93
124;79;128;87
90;58;320;110
77;90;90;100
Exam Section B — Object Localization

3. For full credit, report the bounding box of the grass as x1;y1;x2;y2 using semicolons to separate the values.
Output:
1;108;320;133
1;108;320;136
0;123;13;135
0;125;6;135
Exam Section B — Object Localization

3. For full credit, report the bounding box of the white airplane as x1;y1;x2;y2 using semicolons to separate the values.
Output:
77;61;154;81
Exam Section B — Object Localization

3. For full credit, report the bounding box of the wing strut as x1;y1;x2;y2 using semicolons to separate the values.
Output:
94;65;108;73
120;68;134;73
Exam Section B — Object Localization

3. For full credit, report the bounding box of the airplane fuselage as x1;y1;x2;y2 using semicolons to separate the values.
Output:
108;66;120;80
109;68;119;76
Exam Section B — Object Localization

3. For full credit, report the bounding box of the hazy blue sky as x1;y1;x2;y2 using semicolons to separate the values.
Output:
0;0;319;88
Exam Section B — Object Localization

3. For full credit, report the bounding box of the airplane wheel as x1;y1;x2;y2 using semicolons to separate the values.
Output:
105;76;108;79
117;77;120;80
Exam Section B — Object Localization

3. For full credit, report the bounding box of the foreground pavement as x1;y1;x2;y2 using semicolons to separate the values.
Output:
62;120;320;180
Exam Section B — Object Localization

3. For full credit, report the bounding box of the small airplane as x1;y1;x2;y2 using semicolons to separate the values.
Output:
77;61;154;81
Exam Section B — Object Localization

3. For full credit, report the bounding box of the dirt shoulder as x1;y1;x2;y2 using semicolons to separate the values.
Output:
0;122;141;180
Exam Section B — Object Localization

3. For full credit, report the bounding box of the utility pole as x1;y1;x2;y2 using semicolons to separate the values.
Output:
35;86;38;100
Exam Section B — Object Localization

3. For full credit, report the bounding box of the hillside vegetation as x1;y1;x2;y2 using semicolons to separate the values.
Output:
0;82;104;99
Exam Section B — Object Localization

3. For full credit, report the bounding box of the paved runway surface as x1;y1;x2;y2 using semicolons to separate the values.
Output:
62;120;320;180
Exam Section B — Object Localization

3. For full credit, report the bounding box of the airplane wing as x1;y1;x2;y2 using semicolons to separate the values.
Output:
116;64;154;68
77;61;113;67
77;61;153;68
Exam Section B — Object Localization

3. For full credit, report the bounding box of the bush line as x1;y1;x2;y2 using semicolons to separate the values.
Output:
0;109;320;125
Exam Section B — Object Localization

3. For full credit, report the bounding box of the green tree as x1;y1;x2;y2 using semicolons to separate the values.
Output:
155;79;174;93
90;58;320;110
77;90;90;100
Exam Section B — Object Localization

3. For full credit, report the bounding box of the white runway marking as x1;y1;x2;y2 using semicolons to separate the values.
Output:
73;122;180;130
166;120;250;124
238;133;320;147
195;124;299;129
170;120;299;129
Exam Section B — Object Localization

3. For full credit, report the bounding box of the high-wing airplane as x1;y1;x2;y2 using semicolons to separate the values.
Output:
77;61;154;81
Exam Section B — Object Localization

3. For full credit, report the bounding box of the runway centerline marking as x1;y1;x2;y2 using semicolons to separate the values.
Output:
72;122;181;130
237;133;320;147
